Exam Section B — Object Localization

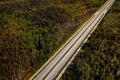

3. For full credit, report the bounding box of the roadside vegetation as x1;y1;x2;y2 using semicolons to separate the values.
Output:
61;0;120;80
0;0;106;79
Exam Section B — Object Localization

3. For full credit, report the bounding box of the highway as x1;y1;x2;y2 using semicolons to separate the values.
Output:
29;0;116;80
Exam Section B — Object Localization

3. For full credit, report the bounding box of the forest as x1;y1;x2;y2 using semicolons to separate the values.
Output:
0;0;110;80
61;0;120;80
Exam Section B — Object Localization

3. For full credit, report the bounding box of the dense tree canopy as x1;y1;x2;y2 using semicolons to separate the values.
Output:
0;0;107;79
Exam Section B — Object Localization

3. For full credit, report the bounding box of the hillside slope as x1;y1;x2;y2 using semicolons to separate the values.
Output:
0;0;106;79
